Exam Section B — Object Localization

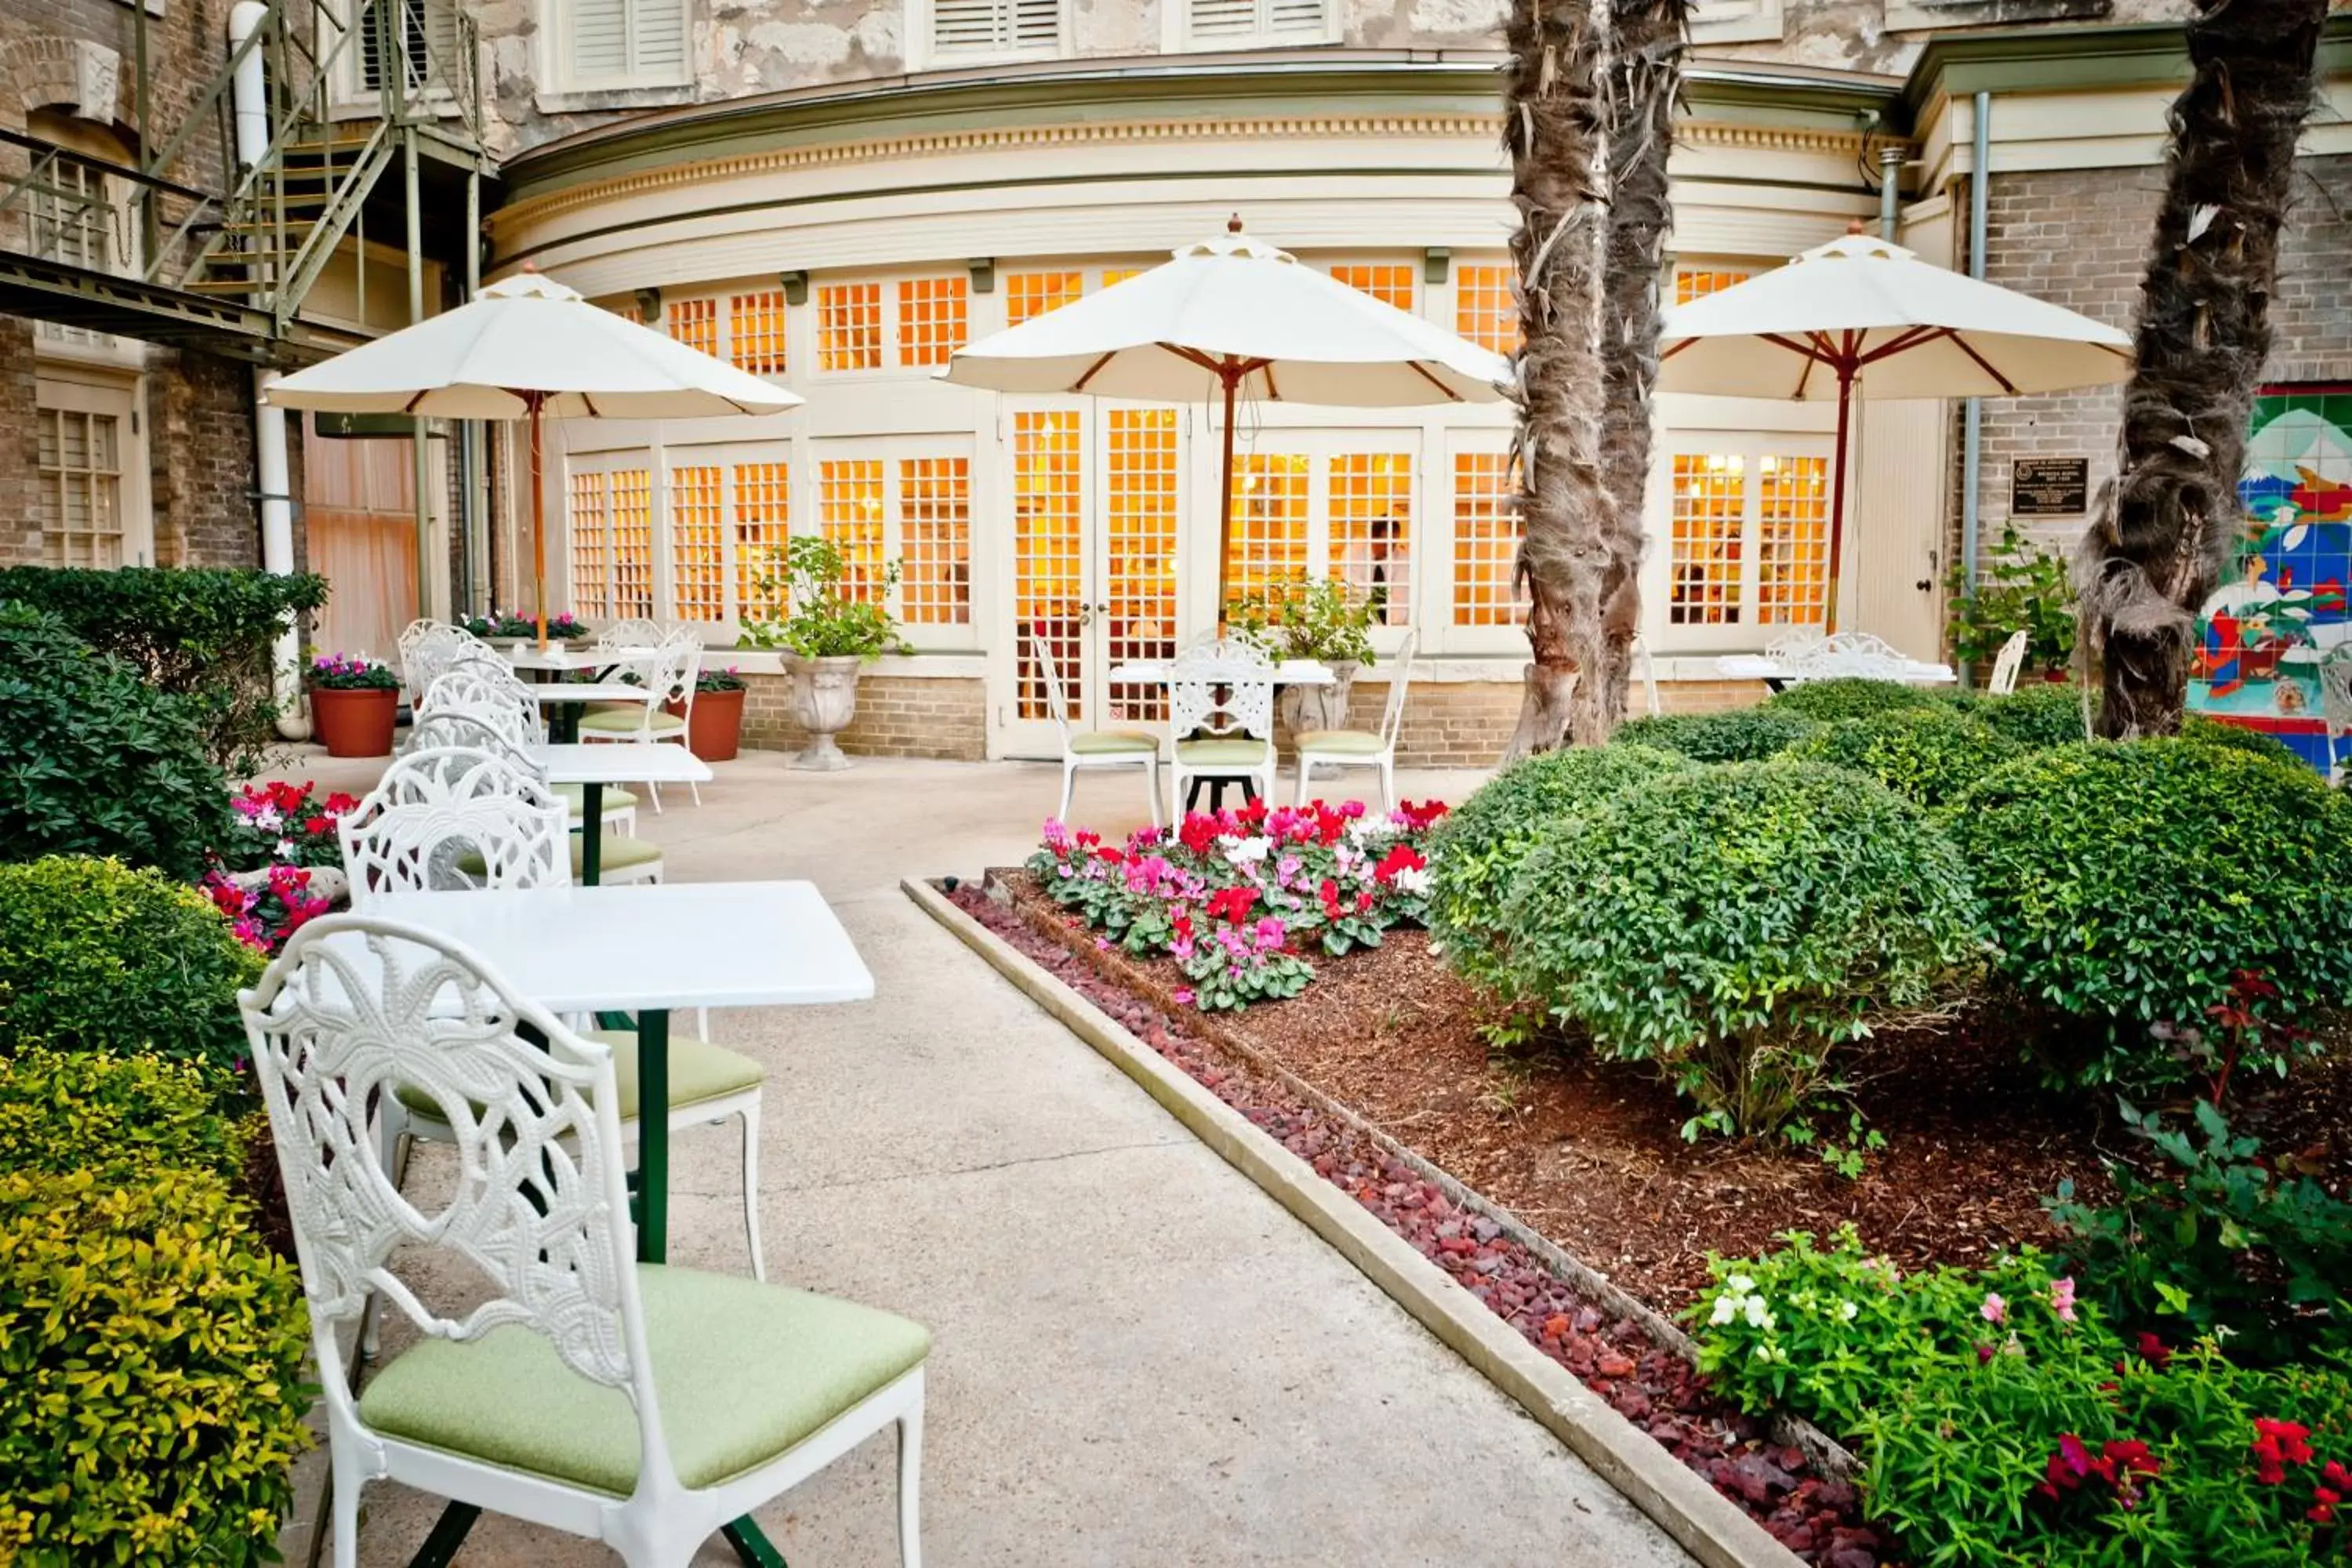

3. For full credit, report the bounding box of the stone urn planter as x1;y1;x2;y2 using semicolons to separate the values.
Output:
1278;659;1359;737
784;654;863;770
310;687;397;758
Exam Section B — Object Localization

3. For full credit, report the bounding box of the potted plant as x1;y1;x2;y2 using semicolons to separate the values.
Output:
1224;572;1383;734
460;609;586;644
666;665;749;762
307;652;400;758
1946;526;2076;681
738;537;909;770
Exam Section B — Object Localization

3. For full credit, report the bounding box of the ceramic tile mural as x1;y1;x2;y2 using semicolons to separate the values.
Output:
2188;387;2352;773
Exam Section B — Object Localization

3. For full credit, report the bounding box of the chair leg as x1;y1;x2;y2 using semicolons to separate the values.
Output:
1294;753;1312;808
739;1099;766;1282
645;780;663;815
1058;760;1077;823
1142;760;1163;829
898;1400;925;1568
1380;757;1396;813
328;1444;363;1568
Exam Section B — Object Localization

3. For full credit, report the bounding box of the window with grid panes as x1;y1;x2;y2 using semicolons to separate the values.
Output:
1099;267;1145;289
733;462;790;621
1454;263;1519;355
1104;409;1178;721
1756;455;1831;624
568;470;612;616
1327;453;1412;626
1013;410;1084;720
30;150;119;348
898;457;971;624
1225;452;1310;607
1451;452;1521;626
729;291;788;375
816;283;884;371
1675;266;1754;305
34;408;123;568
1328;263;1415;313
666;297;717;357
1668;454;1743;625
1006;270;1083;327
897;275;968;367
818;460;887;600
610;468;655;618
605;301;642;325
669;464;724;621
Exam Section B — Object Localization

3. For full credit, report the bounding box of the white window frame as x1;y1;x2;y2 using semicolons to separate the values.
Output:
806;436;984;652
542;0;693;94
329;0;473;119
34;372;153;570
1644;428;1838;653
905;0;1070;71
1437;428;1526;658
1160;0;1340;53
801;270;975;382
1211;425;1425;658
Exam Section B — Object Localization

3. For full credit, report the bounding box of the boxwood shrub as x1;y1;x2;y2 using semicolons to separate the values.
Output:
1614;708;1820;763
0;604;227;880
0;857;263;1083
1950;740;2352;1089
0;1048;246;1185
2180;713;2306;771
1944;683;2092;750
1501;759;1982;1136
1762;677;1944;722
1793;706;2025;808
1426;743;1697;991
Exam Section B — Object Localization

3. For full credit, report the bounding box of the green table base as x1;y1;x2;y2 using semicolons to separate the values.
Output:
579;779;604;885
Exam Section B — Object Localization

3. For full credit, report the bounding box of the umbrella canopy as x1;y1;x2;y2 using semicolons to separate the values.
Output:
945;221;1510;612
268;270;800;645
1656;230;2132;630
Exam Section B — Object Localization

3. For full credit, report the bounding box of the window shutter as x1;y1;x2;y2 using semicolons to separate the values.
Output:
359;0;461;91
1264;0;1328;35
1187;0;1258;38
570;0;630;78
632;0;687;74
934;0;1061;54
1185;0;1327;43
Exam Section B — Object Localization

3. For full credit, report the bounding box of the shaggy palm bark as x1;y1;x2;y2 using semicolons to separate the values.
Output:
1590;0;1690;731
2073;0;2326;737
1501;0;1617;760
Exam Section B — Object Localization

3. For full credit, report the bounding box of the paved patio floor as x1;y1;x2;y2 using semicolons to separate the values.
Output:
278;746;1693;1567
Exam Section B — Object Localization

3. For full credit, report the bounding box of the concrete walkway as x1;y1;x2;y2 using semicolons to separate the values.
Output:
292;749;1693;1566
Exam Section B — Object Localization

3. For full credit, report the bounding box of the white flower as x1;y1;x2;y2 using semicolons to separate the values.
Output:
1743;1296;1775;1331
1221;835;1272;866
276;837;298;859
1726;1274;1755;1294
1391;866;1431;896
1838;1300;1860;1323
252;805;283;832
1709;1294;1739;1327
1345;815;1399;847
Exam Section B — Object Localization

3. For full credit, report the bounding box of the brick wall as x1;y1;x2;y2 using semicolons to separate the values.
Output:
740;672;989;760
1330;675;1769;766
1962;153;2352;563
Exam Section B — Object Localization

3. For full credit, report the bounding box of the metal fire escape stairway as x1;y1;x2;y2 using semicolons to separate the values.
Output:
0;0;488;366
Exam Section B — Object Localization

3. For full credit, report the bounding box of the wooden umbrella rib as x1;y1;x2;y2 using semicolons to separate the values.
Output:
1073;349;1120;392
1946;332;2021;395
1406;360;1463;402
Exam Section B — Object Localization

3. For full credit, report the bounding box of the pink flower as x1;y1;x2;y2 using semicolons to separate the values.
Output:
1171;988;1195;1006
1980;1292;2008;1326
2050;1277;2079;1323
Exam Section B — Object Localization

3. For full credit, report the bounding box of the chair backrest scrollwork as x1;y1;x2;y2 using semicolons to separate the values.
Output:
338;746;569;902
1169;637;1276;742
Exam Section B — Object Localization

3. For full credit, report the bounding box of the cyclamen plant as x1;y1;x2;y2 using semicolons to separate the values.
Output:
460;609;586;640
1025;795;1449;1012
219;779;357;872
202;863;332;954
308;652;399;690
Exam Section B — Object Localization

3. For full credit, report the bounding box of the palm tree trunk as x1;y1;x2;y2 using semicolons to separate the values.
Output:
2072;0;2327;737
1501;0;1617;762
1591;0;1690;731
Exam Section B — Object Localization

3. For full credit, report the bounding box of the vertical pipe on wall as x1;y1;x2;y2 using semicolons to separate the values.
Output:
1958;89;1992;686
1878;143;1901;241
406;129;433;624
459;167;484;615
230;3;309;739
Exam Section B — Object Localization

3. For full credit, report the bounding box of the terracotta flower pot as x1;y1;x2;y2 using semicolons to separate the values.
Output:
784;653;863;771
310;686;397;758
666;687;746;762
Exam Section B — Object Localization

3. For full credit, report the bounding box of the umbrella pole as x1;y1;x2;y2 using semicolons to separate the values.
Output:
1824;365;1853;636
1216;366;1239;632
529;394;549;651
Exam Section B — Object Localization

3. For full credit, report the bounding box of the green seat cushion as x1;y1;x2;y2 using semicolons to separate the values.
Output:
359;1265;930;1496
453;836;662;880
1295;728;1387;757
1175;738;1271;767
555;783;640;815
396;1028;761;1126
578;708;685;737
1069;729;1159;757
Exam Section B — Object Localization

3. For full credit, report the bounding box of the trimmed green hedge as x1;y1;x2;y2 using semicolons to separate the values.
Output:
1615;709;1821;763
1942;683;2092;749
1795;706;2026;808
0;1048;246;1185
0;566;327;769
1763;677;1944;722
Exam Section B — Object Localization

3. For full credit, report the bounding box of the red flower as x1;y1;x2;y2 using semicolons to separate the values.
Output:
1204;886;1258;924
1317;879;1344;920
303;815;333;836
2310;1486;2341;1526
325;792;359;815
2103;1439;2160;1479
1094;844;1124;864
2324;1461;2352;1491
2253;1419;2314;1486
1373;843;1425;884
1178;815;1220;856
2135;1332;2172;1370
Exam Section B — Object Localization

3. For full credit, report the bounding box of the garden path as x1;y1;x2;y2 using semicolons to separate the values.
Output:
276;750;1693;1567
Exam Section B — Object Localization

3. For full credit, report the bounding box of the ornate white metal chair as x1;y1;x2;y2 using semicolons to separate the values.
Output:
239;916;926;1568
1632;634;1664;719
339;748;759;1276
1030;626;1160;827
1294;630;1416;809
1764;628;1828;663
2319;644;2352;786
594;617;671;651
1167;637;1278;815
1784;630;1910;684
406;702;639;842
397;620;490;706
1987;629;2031;697
579;634;702;811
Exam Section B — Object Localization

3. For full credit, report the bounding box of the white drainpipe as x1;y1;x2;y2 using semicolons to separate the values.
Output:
230;1;309;739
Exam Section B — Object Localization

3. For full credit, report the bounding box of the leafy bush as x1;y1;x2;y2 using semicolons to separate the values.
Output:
1947;683;2092;750
1614;709;1820;763
1949;740;2352;1090
2048;1102;2352;1367
1426;744;1697;991
1763;677;1944;722
0;1167;310;1566
0;604;227;880
1947;523;2077;676
738;535;910;659
0;565;327;769
1687;1226;2096;1442
1794;706;2026;808
1500;760;1982;1136
0;1048;246;1185
0;857;263;1082
2183;713;2306;770
1223;572;1384;666
1862;1338;2352;1568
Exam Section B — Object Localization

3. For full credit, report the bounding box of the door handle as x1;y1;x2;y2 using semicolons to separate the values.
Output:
1915;579;1933;591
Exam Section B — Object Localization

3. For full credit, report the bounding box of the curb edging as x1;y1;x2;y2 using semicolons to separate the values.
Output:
906;875;1806;1568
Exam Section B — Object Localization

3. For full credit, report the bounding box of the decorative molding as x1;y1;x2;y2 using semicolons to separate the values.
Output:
1679;119;1887;158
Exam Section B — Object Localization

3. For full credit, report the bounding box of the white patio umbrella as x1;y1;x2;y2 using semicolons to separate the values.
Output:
267;269;801;646
944;220;1511;612
1658;228;2132;630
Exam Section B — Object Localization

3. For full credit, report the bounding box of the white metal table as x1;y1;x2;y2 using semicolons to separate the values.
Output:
1715;654;1957;691
506;643;657;674
528;742;714;884
528;681;652;743
1105;656;1334;686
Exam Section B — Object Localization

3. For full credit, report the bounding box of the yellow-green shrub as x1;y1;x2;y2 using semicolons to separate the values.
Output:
0;1049;245;1185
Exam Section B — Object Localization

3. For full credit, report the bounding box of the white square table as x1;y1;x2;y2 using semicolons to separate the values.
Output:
528;681;653;743
1715;653;1957;691
506;643;657;674
1105;657;1333;810
529;742;715;884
